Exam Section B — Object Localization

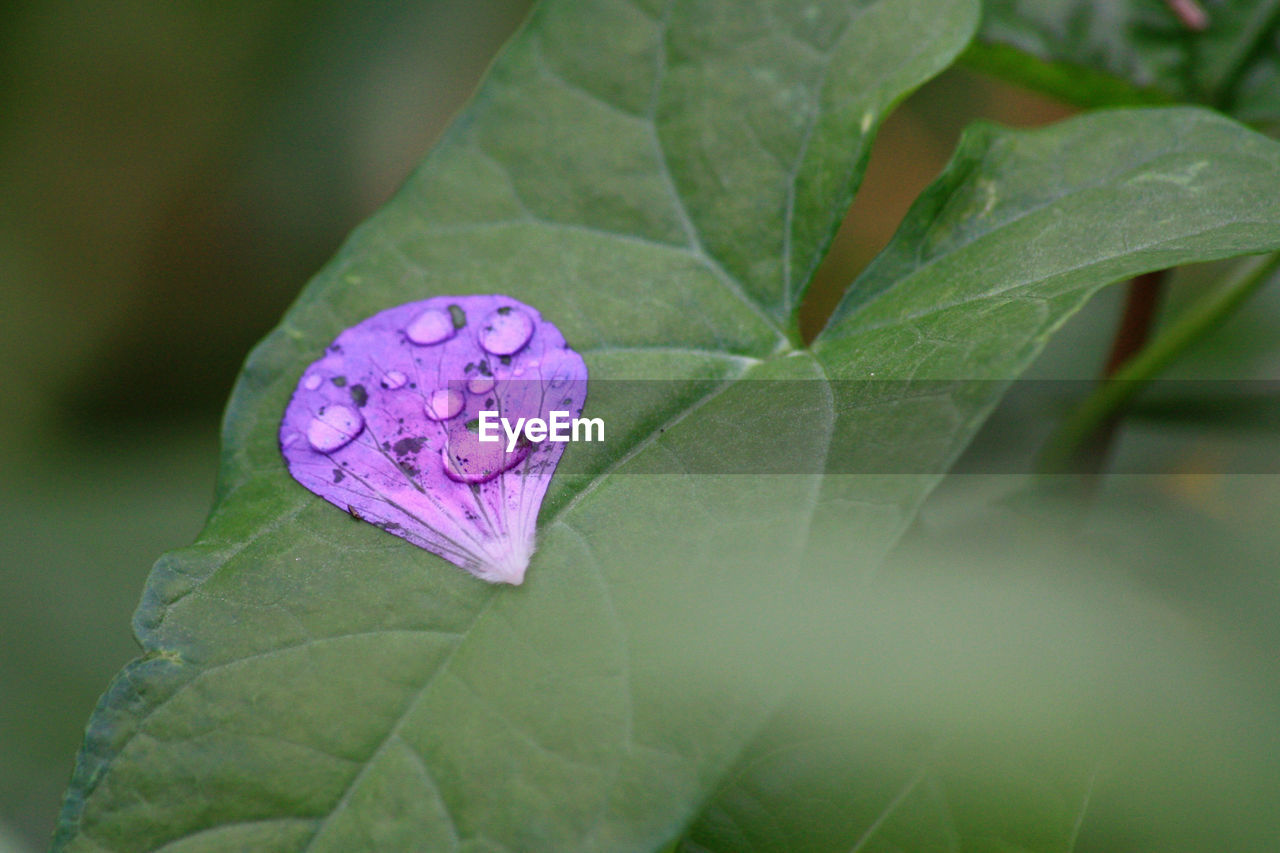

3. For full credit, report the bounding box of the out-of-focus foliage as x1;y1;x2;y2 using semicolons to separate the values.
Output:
971;0;1280;129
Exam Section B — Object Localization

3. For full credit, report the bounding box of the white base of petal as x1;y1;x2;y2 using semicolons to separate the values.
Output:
472;534;534;586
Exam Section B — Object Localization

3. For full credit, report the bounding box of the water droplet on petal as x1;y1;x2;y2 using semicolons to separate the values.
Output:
303;373;323;390
424;388;464;421
442;426;529;484
466;375;495;394
307;405;363;453
405;308;455;345
478;307;534;355
381;370;408;390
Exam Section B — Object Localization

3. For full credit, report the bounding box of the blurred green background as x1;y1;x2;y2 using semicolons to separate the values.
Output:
0;3;537;846
4;2;1280;850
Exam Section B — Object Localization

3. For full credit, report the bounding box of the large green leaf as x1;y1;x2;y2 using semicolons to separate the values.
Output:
55;2;1280;852
968;0;1280;125
55;0;978;850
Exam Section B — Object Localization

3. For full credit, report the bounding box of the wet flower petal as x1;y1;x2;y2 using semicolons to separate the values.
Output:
279;294;587;585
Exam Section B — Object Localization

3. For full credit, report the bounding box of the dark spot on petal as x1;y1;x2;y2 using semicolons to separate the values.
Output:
331;375;347;387
349;384;368;406
449;304;466;328
392;436;426;457
332;468;345;483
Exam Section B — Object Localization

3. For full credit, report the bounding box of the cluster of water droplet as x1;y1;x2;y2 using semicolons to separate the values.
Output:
279;294;586;585
293;303;537;456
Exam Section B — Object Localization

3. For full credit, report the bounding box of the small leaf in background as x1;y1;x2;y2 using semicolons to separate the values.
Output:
281;294;587;585
970;0;1280;129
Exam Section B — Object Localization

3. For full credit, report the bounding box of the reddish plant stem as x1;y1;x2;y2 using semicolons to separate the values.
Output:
1104;270;1166;375
1072;270;1167;476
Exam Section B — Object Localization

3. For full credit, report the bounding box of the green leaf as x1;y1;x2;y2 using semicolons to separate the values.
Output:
54;1;978;851
685;104;1280;851
967;0;1280;124
54;2;1280;852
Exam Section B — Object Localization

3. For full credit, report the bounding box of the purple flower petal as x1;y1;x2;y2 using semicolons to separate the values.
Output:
279;294;588;585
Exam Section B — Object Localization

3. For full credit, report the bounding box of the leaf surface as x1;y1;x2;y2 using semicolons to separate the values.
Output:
54;1;977;850
689;104;1280;850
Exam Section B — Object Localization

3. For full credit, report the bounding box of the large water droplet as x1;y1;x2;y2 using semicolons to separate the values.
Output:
478;307;534;355
466;375;495;394
405;309;455;345
442;426;529;484
303;373;323;391
307;405;363;453
381;370;408;390
424;388;464;421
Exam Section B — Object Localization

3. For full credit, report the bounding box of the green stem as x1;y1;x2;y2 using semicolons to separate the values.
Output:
1037;252;1280;474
